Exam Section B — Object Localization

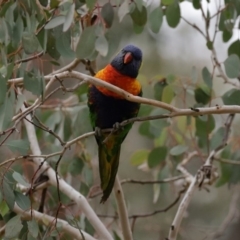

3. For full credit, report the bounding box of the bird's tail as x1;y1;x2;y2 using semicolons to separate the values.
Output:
98;144;121;203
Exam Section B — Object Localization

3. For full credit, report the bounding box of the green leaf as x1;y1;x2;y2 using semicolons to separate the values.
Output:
63;3;75;32
24;71;43;96
170;145;188;156
101;3;114;28
0;200;9;217
149;7;163;33
55;28;75;58
166;2;181;28
194;85;211;105
86;0;96;10
210;127;225;150
22;32;39;54
37;28;48;52
68;157;84;176
130;5;147;26
193;0;201;9
222;29;232;42
13;14;24;48
148;147;167;168
222;89;240;105
118;0;129;22
5;62;14;81
196;115;215;139
162;85;174;103
216;161;232;187
133;22;144;34
5;139;30;155
0;74;7;104
27;220;39;238
202;66;212;88
95;35;108;56
47;32;60;60
45;16;65;29
76;26;97;59
206;40;213;50
139;121;154;139
5;215;23;239
12;172;30;187
130;149;149;166
228;40;240;58
0;95;14;131
224;54;240;78
1;179;15;210
15;191;31;211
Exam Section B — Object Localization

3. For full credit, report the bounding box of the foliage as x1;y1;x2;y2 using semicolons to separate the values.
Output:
0;0;240;239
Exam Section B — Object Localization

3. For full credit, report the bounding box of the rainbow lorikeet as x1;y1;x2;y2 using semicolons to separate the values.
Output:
88;45;142;203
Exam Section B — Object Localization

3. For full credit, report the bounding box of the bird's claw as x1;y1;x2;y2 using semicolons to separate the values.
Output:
113;122;123;132
95;127;102;137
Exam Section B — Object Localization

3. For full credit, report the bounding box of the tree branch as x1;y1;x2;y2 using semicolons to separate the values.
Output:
22;105;113;240
13;204;96;240
114;175;133;240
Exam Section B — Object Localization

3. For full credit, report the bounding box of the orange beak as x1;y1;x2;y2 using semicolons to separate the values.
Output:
123;52;133;64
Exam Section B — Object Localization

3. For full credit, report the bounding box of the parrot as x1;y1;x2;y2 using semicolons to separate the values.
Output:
88;44;142;203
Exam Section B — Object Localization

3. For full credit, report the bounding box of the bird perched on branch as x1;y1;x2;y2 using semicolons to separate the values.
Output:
88;45;142;203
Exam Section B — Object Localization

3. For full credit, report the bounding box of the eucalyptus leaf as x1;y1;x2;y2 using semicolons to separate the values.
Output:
224;54;240;78
63;3;75;32
15;191;31;210
76;26;97;59
222;89;240;105
44;16;65;29
101;3;114;28
5;215;23;239
130;149;149;166
148;147;167;168
170;145;188;156
22;32;39;54
95;35;108;56
0;73;7;104
149;7;163;33
166;2;181;28
228;40;240;58
5;139;30;155
130;5;147;26
202;66;212;88
27;220;39;238
12;172;30;187
1;179;15;210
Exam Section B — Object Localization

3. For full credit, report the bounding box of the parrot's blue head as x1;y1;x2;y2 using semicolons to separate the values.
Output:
110;44;142;78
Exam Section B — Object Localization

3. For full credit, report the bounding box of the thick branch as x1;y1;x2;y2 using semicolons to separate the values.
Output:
22;106;113;240
14;204;96;240
114;176;133;240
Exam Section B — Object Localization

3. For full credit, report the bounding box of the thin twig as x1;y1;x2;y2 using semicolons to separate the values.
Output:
121;176;185;185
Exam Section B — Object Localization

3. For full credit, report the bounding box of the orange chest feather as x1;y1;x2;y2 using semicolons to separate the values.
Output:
94;64;141;98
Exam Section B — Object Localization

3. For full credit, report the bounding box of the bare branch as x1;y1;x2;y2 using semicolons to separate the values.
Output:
121;176;185;185
114;176;133;240
13;204;96;240
22;105;113;240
